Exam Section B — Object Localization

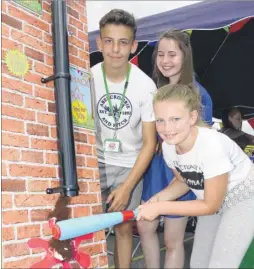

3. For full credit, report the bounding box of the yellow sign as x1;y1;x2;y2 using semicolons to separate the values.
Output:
5;50;30;77
72;99;88;125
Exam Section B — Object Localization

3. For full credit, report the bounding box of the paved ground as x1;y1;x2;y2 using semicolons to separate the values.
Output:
106;229;194;268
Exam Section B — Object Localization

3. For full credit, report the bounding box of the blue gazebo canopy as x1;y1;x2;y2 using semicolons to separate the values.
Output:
88;0;254;52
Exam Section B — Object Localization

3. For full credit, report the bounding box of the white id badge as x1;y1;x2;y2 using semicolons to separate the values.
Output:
104;139;121;153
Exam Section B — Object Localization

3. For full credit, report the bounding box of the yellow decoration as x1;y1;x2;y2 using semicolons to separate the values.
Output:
5;49;30;77
72;99;88;125
185;29;192;36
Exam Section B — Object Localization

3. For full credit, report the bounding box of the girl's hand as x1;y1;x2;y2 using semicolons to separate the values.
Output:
136;203;161;221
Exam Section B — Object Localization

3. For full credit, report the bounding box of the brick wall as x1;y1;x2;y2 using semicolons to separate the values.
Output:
1;0;107;268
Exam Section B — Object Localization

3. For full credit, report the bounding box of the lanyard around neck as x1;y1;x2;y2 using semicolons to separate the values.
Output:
101;63;131;122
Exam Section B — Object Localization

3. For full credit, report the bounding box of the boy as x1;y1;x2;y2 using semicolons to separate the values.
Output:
91;9;157;268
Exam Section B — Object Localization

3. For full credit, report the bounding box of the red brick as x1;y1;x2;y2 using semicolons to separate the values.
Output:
48;102;55;113
76;144;92;155
25;47;44;62
69;35;83;49
2;90;23;106
24;25;43;39
50;127;57;138
21;150;44;163
42;222;51;236
2;148;20;161
45;152;59;165
2;210;29;225
27;180;49;192
24;72;43;86
72;206;90;218
94;231;106;242
70;54;86;69
9;164;56;178
74;132;87;143
34;86;55;101
2;179;26;192
80;243;103;256
91;257;99;269
94;169;100;180
11;29;52;55
26;123;49;137
8;5;49;32
69;1;84;13
2;118;24;133
77;168;94;179
2;37;22;50
99;255;108;267
83;23;88;33
45;55;53;65
2;24;10;37
31;138;58;151
2;194;12;209
76;156;86;166
78;30;88;42
2;227;15;241
2;76;33;95
2;13;22;30
69;16;83;31
2;104;35;121
92;205;103;214
44;32;52;43
87;157;98;168
79;181;88;192
3;242;30;258
92;146;98;156
68;25;77;36
15;194;58;207
87;134;96;144
37;112;56;125
35;62;53;76
67;6;79;19
4;256;42;269
42;1;51;13
80;14;88;25
1;0;7;13
89;181;101;192
2;132;29;148
69;44;78;56
69;194;98;205
31;209;52;221
25;97;46;111
2;162;7;176
79;49;89;62
17;224;40;239
42;11;52;24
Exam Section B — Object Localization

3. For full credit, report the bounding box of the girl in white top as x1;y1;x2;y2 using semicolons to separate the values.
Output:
137;84;254;268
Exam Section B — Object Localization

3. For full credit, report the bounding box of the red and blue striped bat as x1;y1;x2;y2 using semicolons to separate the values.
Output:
52;209;138;241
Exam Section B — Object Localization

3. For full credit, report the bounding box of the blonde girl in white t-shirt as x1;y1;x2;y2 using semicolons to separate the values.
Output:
137;84;254;268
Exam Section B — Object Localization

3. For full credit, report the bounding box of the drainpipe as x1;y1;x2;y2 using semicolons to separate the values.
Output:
41;0;79;197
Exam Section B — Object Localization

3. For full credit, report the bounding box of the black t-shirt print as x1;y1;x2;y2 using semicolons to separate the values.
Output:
175;166;204;190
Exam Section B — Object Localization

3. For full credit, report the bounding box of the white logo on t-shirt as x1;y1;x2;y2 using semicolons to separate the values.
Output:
97;93;133;130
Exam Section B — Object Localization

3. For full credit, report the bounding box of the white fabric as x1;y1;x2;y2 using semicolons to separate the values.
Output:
91;62;157;167
162;127;253;199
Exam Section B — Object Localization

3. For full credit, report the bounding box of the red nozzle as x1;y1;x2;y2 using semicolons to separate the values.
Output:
52;224;61;240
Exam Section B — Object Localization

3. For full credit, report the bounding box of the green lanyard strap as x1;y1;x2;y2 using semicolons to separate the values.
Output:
101;63;131;123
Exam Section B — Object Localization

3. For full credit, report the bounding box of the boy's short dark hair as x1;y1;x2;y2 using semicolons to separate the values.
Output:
99;9;137;39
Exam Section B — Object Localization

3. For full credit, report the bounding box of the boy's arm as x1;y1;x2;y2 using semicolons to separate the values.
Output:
107;121;157;212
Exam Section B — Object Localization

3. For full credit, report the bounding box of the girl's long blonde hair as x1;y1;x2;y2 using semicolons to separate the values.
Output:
154;84;208;127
